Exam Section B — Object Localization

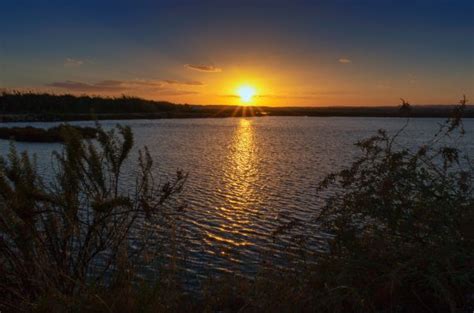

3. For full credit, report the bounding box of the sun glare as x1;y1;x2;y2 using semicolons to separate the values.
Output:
237;85;256;104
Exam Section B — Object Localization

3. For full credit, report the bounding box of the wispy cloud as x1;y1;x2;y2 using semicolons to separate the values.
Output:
48;80;121;92
376;83;392;90
155;90;199;96
407;73;417;85
162;79;203;86
184;64;222;72
47;78;203;96
338;58;352;64
64;58;85;67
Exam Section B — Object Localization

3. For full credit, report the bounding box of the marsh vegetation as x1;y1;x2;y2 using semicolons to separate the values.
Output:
0;98;472;312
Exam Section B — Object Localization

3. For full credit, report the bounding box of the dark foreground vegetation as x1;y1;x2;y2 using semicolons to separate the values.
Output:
0;125;98;142
0;97;472;312
1;92;473;122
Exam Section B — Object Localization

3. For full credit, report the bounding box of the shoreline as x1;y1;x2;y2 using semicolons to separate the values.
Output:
2;93;472;122
2;110;474;123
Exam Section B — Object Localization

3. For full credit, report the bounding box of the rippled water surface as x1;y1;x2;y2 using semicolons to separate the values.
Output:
2;117;473;279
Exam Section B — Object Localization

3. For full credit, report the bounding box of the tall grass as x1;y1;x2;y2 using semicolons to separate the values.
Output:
308;96;473;312
0;124;186;312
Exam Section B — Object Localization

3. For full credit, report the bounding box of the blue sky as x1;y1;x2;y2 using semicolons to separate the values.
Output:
1;0;473;106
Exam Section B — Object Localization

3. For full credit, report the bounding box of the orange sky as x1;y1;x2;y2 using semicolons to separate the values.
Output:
1;1;473;106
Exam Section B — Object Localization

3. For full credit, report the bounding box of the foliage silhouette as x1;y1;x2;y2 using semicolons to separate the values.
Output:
311;95;473;312
0;124;186;312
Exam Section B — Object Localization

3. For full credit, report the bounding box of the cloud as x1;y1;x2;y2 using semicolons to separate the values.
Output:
47;78;203;96
119;79;203;88
376;83;392;90
48;80;123;92
338;58;352;64
184;64;222;72
163;79;203;86
407;73;417;85
64;58;84;67
156;90;199;96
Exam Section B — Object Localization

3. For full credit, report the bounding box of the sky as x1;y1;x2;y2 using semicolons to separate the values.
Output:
0;0;473;106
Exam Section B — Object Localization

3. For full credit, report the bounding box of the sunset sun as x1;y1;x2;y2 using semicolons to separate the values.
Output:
237;85;256;104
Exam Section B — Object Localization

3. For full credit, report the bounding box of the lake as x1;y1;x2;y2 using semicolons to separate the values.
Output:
1;116;473;281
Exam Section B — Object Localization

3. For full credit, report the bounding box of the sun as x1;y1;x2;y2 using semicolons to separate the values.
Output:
237;85;256;104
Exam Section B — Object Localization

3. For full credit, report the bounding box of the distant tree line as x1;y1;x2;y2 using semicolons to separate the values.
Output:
1;92;472;120
0;92;183;115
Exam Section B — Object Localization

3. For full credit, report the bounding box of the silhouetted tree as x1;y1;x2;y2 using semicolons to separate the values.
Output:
399;98;412;116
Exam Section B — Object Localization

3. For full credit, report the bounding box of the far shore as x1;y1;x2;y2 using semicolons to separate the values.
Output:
2;106;474;123
1;92;472;122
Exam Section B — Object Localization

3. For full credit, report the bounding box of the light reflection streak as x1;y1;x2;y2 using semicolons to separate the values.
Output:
225;119;259;211
204;118;259;248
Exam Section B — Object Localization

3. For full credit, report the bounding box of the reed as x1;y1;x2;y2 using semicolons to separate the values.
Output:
0;124;186;312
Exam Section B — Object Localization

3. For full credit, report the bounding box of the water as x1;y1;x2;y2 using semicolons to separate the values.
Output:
1;116;473;280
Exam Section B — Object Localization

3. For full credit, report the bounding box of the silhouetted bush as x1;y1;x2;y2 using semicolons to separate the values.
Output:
0;125;186;312
399;98;412;116
191;97;474;313
310;96;473;312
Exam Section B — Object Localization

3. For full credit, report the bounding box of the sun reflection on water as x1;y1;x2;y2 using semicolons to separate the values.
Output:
225;119;258;209
204;119;260;250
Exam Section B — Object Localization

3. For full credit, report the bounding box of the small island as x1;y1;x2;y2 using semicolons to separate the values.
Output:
0;125;98;142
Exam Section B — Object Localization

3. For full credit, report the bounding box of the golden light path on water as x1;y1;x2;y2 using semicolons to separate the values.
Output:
204;119;258;253
3;118;473;280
